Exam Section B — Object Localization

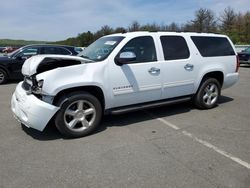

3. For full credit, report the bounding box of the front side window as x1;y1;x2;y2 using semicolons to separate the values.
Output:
191;36;235;57
160;36;190;60
242;47;250;53
57;47;72;55
78;36;124;61
118;36;157;63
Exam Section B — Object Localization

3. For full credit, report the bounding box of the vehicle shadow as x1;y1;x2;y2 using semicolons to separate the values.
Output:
21;95;234;141
21;121;62;141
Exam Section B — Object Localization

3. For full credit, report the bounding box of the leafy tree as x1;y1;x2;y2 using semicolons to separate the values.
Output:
94;25;114;40
219;7;236;33
114;27;127;33
190;8;217;32
128;21;140;31
166;22;180;31
2;7;250;46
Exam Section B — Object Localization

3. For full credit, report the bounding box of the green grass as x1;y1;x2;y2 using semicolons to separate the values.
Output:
0;39;52;47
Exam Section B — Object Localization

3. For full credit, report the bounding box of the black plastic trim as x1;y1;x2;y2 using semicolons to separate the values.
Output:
105;95;192;115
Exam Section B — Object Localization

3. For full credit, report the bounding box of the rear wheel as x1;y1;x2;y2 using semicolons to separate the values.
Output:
0;69;7;84
194;78;221;109
55;92;102;138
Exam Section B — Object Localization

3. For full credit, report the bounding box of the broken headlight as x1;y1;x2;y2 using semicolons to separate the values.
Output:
32;79;44;94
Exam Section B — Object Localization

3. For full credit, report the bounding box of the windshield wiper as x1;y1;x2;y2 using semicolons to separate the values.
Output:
80;55;91;59
79;55;94;63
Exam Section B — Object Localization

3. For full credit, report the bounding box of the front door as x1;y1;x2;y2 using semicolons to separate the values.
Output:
10;46;39;78
109;36;162;108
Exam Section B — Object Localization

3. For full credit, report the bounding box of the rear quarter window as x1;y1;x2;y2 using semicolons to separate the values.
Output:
191;36;235;57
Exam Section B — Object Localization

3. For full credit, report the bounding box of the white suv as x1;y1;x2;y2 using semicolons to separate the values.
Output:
11;32;239;137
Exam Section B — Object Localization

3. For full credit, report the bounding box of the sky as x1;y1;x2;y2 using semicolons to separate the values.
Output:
0;0;249;41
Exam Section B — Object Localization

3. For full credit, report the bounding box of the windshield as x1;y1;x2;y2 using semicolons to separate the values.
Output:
243;47;250;52
78;36;124;61
9;47;23;57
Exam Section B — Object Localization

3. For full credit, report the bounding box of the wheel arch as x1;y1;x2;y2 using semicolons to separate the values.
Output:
0;66;9;77
196;71;224;93
53;85;106;110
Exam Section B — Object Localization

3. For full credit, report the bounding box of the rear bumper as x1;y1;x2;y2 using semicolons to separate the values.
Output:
11;82;59;131
222;72;239;89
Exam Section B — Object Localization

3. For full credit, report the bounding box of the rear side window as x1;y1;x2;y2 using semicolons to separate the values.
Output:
191;36;235;57
43;47;71;55
57;47;72;55
160;36;190;60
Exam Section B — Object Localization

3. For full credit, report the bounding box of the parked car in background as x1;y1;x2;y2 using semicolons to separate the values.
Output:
0;47;6;53
238;47;250;64
2;46;19;54
0;44;78;84
74;47;86;54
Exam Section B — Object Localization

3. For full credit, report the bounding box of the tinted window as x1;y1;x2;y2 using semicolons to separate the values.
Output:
43;47;71;55
119;36;157;63
160;36;190;60
16;47;39;57
57;47;72;55
191;36;235;57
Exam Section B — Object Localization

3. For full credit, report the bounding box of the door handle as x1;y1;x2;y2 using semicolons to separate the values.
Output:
184;64;194;71
148;67;160;74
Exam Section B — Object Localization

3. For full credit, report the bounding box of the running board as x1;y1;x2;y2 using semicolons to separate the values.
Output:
106;96;191;115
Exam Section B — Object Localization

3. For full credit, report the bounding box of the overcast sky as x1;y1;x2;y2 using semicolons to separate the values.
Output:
0;0;249;41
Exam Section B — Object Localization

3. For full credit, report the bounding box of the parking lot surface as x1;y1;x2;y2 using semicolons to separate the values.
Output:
0;67;249;188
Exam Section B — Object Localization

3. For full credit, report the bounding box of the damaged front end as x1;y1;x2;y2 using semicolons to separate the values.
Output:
21;55;87;103
12;55;92;131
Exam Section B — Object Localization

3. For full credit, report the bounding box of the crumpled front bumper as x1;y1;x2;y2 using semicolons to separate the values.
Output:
11;82;59;131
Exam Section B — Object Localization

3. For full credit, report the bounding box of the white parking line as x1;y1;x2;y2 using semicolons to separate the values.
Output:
182;130;250;170
146;112;250;170
156;117;180;130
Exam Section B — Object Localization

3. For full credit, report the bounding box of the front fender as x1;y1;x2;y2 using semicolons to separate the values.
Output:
36;62;108;104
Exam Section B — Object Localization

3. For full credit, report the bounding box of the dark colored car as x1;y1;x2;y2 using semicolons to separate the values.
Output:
0;44;78;84
238;47;250;64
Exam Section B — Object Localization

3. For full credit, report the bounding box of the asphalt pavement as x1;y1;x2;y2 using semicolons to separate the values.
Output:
0;66;249;188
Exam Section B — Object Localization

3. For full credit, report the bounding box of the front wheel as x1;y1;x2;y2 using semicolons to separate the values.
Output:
0;69;7;84
193;78;221;109
55;92;102;138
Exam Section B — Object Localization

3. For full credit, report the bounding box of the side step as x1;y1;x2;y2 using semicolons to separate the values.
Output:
107;96;191;115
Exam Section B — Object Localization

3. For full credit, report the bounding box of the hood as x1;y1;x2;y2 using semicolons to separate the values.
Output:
0;55;12;63
22;55;87;76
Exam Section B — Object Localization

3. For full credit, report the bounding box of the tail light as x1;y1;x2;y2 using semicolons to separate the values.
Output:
236;55;240;72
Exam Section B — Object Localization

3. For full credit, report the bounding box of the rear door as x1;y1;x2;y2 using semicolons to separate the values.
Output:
160;35;198;99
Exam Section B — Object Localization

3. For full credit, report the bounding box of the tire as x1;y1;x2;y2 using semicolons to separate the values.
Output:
55;92;102;138
0;69;7;84
193;78;221;109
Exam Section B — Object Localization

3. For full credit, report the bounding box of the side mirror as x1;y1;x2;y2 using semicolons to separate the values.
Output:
16;56;23;60
115;51;136;66
16;56;28;61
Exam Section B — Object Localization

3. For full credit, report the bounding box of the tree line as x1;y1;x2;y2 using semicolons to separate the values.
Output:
55;7;250;47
